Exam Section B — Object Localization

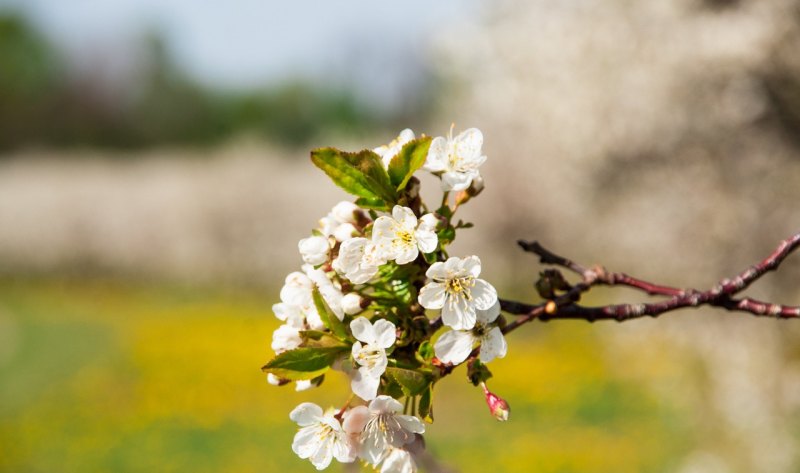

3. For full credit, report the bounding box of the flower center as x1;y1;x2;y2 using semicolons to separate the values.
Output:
472;322;487;337
356;345;384;369
393;228;415;248
446;276;474;301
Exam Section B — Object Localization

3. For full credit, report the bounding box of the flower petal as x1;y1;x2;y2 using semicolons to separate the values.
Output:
350;317;376;344
434;329;474;364
479;327;507;363
369;395;404;414
441;295;476;330
415;229;438;254
395;414;426;435
373;319;397;349
351;368;380;401
423;136;448;172
424;261;447;280
476;300;501;324
454;128;483;160
392;205;417;229
471;279;498;311
342;405;370;437
462;255;482;278
394;246;419;265
418;282;446;309
309;438;335;470
290;402;323;426
441;171;473;191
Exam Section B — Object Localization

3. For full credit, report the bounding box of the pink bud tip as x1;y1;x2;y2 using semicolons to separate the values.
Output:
481;383;510;421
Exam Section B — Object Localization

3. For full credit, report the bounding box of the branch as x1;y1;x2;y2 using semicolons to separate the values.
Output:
500;232;800;332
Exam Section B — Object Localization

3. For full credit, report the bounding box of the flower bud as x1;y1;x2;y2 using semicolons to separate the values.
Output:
481;382;510;421
298;235;330;265
267;373;290;386
341;293;366;315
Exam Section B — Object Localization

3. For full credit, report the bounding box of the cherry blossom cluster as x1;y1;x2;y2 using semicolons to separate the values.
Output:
263;127;510;471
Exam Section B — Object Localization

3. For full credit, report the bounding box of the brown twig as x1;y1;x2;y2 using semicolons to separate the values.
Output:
500;232;800;331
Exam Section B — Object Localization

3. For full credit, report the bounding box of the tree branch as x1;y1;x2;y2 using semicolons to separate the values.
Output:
500;232;800;331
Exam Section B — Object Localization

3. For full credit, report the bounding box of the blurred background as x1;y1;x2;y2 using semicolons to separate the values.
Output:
2;0;800;472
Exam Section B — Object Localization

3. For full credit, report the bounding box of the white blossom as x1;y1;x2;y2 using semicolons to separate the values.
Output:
434;300;507;364
304;264;345;321
350;317;396;401
290;402;355;470
275;272;324;330
374;128;415;168
271;320;303;354
372;206;438;265
423;127;487;191
298;235;331;266
341;292;365;315
332;237;385;284
381;448;417;473
319;201;362;241
418;255;498;330
345;396;425;465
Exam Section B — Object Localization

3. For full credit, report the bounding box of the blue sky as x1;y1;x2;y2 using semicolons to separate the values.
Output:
0;0;477;104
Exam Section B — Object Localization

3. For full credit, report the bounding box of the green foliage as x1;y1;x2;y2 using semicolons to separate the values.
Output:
467;359;493;386
418;384;434;423
261;347;347;380
385;367;432;397
387;137;432;191
310;148;397;203
311;288;348;339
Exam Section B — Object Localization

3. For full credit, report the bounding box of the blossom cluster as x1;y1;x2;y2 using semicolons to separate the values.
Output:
263;127;509;471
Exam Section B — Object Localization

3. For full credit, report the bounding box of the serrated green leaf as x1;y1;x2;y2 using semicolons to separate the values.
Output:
261;346;347;380
386;367;431;396
312;288;348;339
311;148;397;203
418;384;434;423
387;137;432;191
355;197;389;211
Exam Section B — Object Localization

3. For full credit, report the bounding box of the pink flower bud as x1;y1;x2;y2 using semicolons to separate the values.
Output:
481;383;510;421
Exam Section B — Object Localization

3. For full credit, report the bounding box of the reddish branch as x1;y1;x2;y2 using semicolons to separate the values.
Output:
499;232;800;333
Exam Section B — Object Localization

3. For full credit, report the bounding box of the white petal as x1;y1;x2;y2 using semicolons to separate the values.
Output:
381;448;415;473
373;319;397;348
295;380;314;392
309;439;335;470
292;425;319;458
372;216;394;241
441;296;476;330
479;327;507;363
361;426;388;464
434;330;475;364
395;414;426;434
462;255;482;278
342;405;370;437
392;206;417;229
423;136;448;172
471;279;498;310
332;223;357;242
369;395;404;414
424;261;448;280
350;317;376;344
394;246;419;265
298;236;330;265
441;171;473;191
443;256;463;274
351;368;380;401
398;128;415;143
476;300;501;324
418;213;438;231
290;402;323;426
418;282;446;309
414;229;438;254
331;201;358;223
454;128;483;160
341;293;364;315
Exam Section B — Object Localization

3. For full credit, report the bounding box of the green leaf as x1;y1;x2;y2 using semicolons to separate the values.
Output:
386;367;431;396
466;359;493;386
437;225;456;245
387;137;432;191
416;341;435;363
261;346;347;380
299;330;348;348
355;197;389;211
312;288;348;339
418;384;434;423
311;148;397;203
